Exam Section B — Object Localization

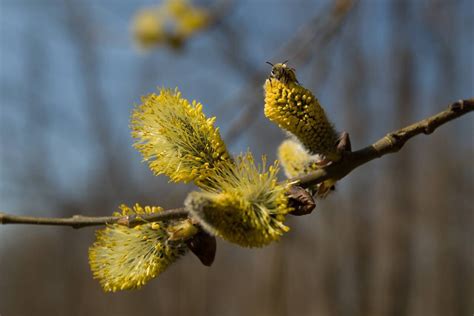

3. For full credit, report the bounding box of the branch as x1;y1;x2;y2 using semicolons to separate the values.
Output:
1;99;472;229
0;208;188;229
294;99;473;187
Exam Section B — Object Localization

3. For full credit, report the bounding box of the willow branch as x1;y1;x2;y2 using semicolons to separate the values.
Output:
0;208;188;229
1;99;472;229
293;98;473;187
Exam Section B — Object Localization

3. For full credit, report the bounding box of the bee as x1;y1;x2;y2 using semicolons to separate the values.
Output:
266;60;299;84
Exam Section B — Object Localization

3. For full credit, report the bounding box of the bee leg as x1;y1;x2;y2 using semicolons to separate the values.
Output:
268;77;273;88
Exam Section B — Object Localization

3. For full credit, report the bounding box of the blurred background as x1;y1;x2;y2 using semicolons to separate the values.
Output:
0;0;473;315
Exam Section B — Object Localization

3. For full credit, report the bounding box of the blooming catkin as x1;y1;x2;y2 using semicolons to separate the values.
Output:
88;204;196;292
264;66;340;161
185;152;292;247
131;88;232;187
131;0;210;50
167;0;210;38
278;139;319;178
278;139;336;198
132;8;165;50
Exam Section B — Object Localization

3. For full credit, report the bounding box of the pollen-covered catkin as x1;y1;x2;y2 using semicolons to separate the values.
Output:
88;204;196;292
264;67;340;161
185;152;292;247
131;88;232;187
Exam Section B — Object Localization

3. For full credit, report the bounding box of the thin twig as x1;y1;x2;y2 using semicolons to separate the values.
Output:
0;208;188;229
294;99;473;187
0;99;472;229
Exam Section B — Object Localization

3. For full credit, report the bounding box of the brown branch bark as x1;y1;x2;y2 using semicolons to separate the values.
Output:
1;99;472;229
293;99;473;187
0;208;188;229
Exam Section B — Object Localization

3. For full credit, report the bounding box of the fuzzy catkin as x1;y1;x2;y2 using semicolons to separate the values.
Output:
278;139;336;198
278;139;319;178
88;204;194;292
264;78;340;161
131;88;231;187
185;153;292;247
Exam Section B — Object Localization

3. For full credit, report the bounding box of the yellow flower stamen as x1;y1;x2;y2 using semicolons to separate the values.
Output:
131;88;232;187
264;73;340;161
185;152;292;247
89;204;194;292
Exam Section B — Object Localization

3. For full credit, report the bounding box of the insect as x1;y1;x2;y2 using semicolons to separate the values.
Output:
266;60;299;84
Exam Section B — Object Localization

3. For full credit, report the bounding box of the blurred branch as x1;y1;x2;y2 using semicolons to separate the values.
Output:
1;98;472;228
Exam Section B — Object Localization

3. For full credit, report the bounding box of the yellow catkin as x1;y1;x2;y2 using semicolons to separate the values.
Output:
131;0;210;50
166;0;210;38
185;152;292;247
88;204;195;292
278;139;319;178
278;139;336;198
131;88;232;187
131;8;165;50
264;72;340;161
